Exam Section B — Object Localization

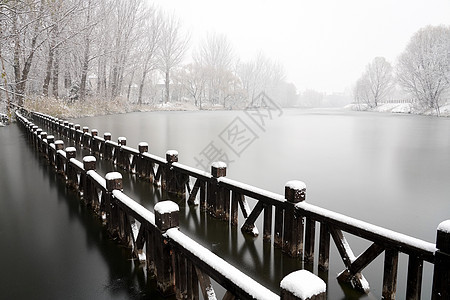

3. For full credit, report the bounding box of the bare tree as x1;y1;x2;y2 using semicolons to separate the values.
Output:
157;12;189;103
137;6;162;105
354;57;393;107
194;32;235;106
397;25;450;116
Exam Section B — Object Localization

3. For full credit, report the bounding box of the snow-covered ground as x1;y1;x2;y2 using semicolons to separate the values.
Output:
345;102;450;117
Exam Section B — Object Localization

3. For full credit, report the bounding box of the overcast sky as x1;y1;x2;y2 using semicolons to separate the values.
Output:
151;0;450;94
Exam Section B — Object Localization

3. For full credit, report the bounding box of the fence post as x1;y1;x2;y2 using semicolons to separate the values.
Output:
46;135;54;163
154;200;178;296
82;156;96;207
432;220;450;299
283;180;306;257
137;142;150;179
66;147;77;189
280;270;326;300
55;140;65;174
103;133;112;159
105;172;123;237
209;162;229;220
162;150;187;199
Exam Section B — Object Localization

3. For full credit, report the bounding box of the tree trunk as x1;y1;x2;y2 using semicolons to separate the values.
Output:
138;70;148;105
126;69;135;102
52;47;59;98
42;44;54;97
165;70;170;103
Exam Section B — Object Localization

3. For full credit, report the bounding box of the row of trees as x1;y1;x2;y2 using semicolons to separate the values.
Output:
354;25;450;115
0;0;297;111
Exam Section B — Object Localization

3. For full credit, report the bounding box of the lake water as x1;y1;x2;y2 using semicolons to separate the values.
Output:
1;108;449;299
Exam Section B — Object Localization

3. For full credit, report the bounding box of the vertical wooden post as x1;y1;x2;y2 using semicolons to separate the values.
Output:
46;135;55;163
209;161;228;220
283;180;306;257
65;147;77;188
304;218;316;263
162;150;186;199
280;270;326;300
103;132;111;159
39;132;47;153
432;220;450;300
105;172;123;237
154;200;179;296
382;248;399;300
116;137;126;167
318;223;331;271
74;124;81;144
91;129;98;154
82;126;89;148
137;142;149;178
82;156;96;207
55;140;65;174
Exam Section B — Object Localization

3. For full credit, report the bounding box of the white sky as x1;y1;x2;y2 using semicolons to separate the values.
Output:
150;0;450;94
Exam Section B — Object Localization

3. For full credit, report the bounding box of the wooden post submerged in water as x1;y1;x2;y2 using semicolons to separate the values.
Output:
208;161;229;220
162;150;187;199
154;200;179;296
105;172;123;237
283;180;306;258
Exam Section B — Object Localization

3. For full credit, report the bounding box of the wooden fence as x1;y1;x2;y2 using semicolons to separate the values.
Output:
16;110;328;300
23;110;450;300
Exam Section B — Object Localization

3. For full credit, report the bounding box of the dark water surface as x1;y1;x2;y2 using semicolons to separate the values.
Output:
1;109;449;299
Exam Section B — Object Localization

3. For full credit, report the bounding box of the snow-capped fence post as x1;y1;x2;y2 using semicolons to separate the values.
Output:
55;140;65;175
74;124;82;145
63;121;69;137
82;127;90;149
103;133;112;159
154;201;179;296
46;135;54;162
90;129;99;154
280;270;326;300
68;123;74;140
162;150;187;199
39;131;47;154
115;137;126;168
136;142;151;179
82;156;96;206
35;128;42;150
208;161;229;219
65;147;77;189
105;172;123;237
283;181;306;257
432;220;450;299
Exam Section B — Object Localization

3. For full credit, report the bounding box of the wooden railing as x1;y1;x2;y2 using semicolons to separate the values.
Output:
26;110;450;300
16;110;327;300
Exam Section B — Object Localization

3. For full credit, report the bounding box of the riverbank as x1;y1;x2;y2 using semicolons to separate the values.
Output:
345;102;450;117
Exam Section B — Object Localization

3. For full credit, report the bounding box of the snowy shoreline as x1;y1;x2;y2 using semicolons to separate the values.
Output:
345;102;450;117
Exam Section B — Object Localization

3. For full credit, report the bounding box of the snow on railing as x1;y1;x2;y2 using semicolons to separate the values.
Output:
22;109;450;299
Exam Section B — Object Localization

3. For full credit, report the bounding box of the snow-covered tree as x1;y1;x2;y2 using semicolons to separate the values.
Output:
396;25;450;115
157;12;189;103
354;57;393;107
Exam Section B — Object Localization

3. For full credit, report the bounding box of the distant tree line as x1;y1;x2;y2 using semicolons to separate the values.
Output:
0;0;297;111
354;25;450;116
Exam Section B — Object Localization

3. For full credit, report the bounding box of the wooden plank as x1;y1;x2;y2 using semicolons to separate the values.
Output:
195;266;217;300
188;179;201;205
382;248;399;300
